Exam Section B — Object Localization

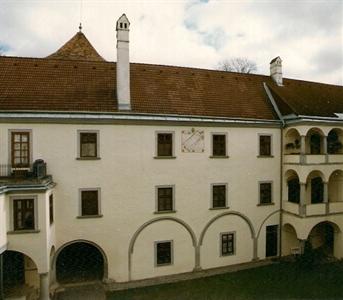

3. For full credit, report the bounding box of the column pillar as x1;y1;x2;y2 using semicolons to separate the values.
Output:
252;237;259;261
323;181;329;214
323;136;329;163
299;239;306;255
39;273;50;300
193;246;202;271
299;183;306;216
300;135;306;164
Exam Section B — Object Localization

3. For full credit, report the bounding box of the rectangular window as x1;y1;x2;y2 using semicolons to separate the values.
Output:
81;190;99;216
212;185;227;208
157;133;173;157
13;199;35;231
221;232;235;256
156;241;172;266
260;182;272;204
80;132;98;158
49;194;54;225
259;135;272;156
157;187;174;212
11;132;30;167
212;134;226;156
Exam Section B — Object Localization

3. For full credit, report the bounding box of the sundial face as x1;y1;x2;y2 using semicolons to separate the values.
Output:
181;128;205;153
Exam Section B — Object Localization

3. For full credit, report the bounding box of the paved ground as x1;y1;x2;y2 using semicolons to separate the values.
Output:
54;283;106;300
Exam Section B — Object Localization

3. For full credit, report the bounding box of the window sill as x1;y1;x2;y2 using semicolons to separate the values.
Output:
76;157;101;160
154;156;176;159
77;214;103;219
154;210;177;214
209;156;229;159
257;155;274;158
209;207;229;210
220;253;235;257
257;203;275;206
156;263;173;267
7;229;40;235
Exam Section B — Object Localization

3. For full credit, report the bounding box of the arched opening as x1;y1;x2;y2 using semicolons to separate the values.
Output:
56;241;106;283
306;128;324;154
311;177;324;204
306;171;325;204
285;170;300;204
284;128;301;154
2;250;39;297
327;129;343;154
282;224;300;256
307;222;339;256
328;170;343;203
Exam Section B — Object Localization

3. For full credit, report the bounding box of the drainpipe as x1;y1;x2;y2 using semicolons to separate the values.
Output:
263;82;284;259
0;253;4;300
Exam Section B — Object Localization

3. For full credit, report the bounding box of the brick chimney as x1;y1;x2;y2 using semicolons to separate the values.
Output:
270;56;283;86
116;14;131;110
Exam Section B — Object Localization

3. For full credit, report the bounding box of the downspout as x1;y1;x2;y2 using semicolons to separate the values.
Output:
263;83;285;259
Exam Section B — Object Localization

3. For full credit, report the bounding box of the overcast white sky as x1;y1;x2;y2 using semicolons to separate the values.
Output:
0;0;342;85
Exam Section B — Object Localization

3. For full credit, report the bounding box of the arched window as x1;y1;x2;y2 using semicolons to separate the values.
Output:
288;178;300;203
311;177;324;204
310;133;321;154
327;130;342;154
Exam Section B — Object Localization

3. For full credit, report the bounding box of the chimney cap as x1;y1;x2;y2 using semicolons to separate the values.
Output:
270;56;282;64
116;14;130;31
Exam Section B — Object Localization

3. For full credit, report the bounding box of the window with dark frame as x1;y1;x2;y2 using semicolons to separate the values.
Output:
157;133;173;157
81;190;99;216
212;134;226;156
157;187;173;212
212;185;226;208
259;135;271;156
80;132;97;158
156;241;172;266
13;199;35;231
11;132;30;167
260;183;272;204
221;233;235;256
49;194;54;225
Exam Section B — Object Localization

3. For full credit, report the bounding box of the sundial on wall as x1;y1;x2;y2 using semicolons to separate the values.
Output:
181;128;205;153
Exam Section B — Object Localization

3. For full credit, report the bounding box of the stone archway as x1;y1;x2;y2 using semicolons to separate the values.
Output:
55;240;108;283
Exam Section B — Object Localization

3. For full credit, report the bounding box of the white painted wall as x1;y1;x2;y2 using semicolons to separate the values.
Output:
0;193;7;253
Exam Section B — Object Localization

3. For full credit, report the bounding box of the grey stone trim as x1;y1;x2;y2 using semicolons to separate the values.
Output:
256;210;281;238
53;239;108;283
154;240;174;267
199;211;256;245
128;216;197;281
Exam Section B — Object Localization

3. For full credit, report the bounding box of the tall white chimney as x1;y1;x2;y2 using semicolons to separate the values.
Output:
116;14;131;110
270;56;283;86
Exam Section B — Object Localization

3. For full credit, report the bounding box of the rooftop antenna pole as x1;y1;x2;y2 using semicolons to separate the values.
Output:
79;0;83;32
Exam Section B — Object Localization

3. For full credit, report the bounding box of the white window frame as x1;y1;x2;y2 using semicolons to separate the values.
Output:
258;133;273;157
211;132;228;157
9;195;38;232
258;181;274;205
155;185;176;213
155;131;175;158
210;183;228;209
220;231;236;256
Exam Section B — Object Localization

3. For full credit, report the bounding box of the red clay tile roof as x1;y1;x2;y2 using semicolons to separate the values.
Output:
0;53;342;119
267;79;343;117
46;32;105;62
0;56;279;120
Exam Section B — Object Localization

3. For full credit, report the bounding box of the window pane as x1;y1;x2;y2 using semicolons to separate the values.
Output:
156;242;172;265
14;199;34;230
260;183;272;204
81;190;99;215
221;233;235;256
213;185;226;208
260;135;271;156
80;133;97;157
11;132;30;166
213;135;226;156
157;133;173;156
49;194;54;225
157;187;173;211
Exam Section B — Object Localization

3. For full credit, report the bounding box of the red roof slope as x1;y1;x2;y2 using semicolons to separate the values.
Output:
0;56;278;120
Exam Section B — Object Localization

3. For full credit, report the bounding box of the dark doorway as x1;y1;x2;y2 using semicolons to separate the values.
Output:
323;223;334;254
266;225;278;257
3;251;25;289
56;242;104;283
288;178;300;203
310;133;321;154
